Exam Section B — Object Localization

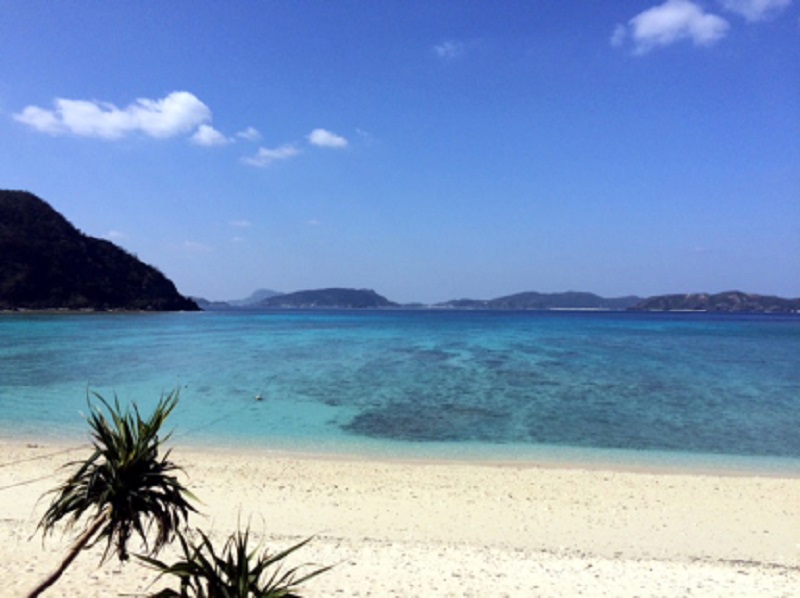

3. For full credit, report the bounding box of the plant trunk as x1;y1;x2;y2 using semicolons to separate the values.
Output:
27;509;110;598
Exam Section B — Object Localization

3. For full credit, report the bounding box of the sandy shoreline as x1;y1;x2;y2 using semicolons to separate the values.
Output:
2;440;799;596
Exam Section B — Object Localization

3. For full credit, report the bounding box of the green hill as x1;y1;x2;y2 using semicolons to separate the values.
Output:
631;291;800;313
259;288;397;308
0;190;198;311
437;291;641;310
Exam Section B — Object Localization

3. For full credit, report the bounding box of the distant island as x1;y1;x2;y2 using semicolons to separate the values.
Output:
3;190;797;315
192;288;283;311
0;190;198;311
437;291;641;310
227;288;283;306
258;288;397;309
198;289;638;311
205;288;799;313
629;292;800;314
197;288;397;310
203;288;800;313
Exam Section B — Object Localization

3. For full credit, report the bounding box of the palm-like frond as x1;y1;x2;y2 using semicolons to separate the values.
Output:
38;390;196;562
140;527;331;597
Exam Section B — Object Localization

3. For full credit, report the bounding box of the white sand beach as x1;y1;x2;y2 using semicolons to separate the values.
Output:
1;440;799;597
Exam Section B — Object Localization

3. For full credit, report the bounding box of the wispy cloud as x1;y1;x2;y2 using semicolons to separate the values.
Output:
14;91;212;139
228;220;251;243
612;0;729;54
229;219;253;229
308;128;348;149
190;124;231;146
236;126;262;142
717;0;792;22
610;24;628;48
106;230;127;241
242;144;301;167
434;40;465;60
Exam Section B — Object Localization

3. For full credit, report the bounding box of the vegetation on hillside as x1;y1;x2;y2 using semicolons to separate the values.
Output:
437;291;641;310
630;291;800;313
0;190;198;311
258;287;397;308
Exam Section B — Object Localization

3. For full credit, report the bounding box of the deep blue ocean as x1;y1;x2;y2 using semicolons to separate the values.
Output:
1;310;799;472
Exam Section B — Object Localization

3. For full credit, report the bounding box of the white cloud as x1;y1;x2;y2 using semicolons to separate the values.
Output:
106;230;127;241
14;91;212;139
190;124;231;146
15;106;61;133
308;128;348;148
242;144;300;167
718;0;792;21
307;218;322;227
614;0;730;54
236;126;262;142
434;40;465;59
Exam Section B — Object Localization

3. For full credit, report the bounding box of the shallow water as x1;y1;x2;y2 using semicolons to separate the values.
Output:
1;310;799;472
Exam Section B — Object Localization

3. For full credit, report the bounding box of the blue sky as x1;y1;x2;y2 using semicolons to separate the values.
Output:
1;1;798;303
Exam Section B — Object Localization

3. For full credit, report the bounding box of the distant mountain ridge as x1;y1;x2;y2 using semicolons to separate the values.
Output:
630;291;800;313
228;288;283;306
7;191;794;315
204;288;799;313
258;288;396;309
437;291;641;310
0;190;198;311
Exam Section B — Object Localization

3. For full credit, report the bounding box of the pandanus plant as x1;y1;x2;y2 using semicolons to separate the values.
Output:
29;390;196;597
140;526;331;597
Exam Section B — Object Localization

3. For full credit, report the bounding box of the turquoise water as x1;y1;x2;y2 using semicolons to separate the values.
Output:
1;310;799;472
